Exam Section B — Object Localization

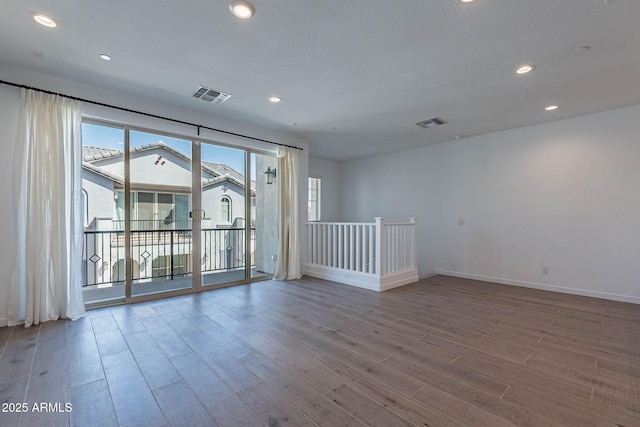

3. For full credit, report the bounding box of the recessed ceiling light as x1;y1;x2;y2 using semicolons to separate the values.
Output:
459;0;477;3
545;105;560;111
229;1;255;19
31;13;58;28
99;54;112;61
515;64;536;74
269;96;282;103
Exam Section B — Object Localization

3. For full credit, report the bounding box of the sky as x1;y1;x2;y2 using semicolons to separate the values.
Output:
82;122;251;176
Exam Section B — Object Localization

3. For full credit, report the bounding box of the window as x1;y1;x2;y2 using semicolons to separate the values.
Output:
221;196;231;223
137;192;155;229
308;177;321;221
157;193;173;226
174;195;189;229
114;191;190;230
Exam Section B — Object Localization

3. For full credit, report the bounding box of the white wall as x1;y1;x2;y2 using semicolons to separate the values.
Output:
82;171;115;226
0;65;309;325
308;156;341;222
254;154;278;275
202;181;245;227
340;105;640;304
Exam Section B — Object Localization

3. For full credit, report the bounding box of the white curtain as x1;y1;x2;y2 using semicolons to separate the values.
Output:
8;89;86;327
273;146;302;280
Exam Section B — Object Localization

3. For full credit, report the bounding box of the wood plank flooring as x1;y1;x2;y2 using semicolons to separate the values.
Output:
0;275;638;426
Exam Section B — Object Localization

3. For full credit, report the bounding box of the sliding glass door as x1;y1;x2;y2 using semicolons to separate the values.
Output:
199;143;248;288
81;122;127;304
127;130;196;298
81;120;277;306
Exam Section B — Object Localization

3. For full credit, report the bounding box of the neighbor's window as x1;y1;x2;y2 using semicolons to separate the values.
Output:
221;196;231;223
308;177;321;221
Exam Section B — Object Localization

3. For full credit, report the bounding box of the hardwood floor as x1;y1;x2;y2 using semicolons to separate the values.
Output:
0;275;638;426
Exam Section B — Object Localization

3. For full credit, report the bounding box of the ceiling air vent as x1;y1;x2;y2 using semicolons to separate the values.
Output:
415;117;447;129
193;86;232;104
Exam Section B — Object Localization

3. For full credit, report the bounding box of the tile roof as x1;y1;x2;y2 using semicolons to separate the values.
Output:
83;144;254;191
82;146;123;162
202;161;244;182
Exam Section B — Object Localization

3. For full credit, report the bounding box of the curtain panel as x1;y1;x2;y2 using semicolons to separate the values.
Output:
8;89;86;327
273;146;302;280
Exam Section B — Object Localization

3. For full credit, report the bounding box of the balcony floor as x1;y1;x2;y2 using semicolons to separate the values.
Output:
83;268;270;304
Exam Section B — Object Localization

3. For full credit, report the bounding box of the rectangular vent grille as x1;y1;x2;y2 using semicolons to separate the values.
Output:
193;86;232;104
415;117;447;129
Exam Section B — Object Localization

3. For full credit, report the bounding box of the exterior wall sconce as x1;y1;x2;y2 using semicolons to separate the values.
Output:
264;167;276;184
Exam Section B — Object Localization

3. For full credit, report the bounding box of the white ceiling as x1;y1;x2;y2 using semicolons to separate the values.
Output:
1;0;639;161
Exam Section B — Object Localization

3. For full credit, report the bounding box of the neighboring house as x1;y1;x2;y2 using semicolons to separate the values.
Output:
81;142;256;287
82;141;254;230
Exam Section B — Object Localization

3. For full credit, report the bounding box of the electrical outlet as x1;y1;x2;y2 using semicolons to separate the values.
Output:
542;265;550;274
272;254;277;261
458;218;466;226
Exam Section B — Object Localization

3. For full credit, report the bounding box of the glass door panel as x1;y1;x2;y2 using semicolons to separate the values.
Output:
81;122;127;304
157;193;174;229
175;195;190;229
136;192;155;230
129;130;194;298
200;143;247;287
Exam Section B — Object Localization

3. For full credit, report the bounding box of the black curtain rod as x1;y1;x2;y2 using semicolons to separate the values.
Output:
0;79;303;151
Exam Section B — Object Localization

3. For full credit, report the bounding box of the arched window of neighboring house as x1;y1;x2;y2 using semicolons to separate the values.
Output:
221;196;231;223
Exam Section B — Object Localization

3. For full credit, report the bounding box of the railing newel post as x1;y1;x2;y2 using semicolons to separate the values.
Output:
409;217;417;269
375;217;384;276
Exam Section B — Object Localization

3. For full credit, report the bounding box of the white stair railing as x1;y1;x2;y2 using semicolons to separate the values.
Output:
305;217;418;291
382;218;417;274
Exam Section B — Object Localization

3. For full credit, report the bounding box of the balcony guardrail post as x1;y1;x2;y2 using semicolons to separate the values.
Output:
170;230;174;280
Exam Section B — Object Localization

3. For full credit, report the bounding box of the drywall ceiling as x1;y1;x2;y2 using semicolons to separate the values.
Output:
1;0;639;161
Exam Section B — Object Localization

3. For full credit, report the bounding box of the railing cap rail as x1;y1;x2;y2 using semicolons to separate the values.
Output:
85;227;254;233
306;221;376;226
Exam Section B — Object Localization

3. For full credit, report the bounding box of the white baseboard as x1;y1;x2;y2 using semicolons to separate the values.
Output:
303;264;378;291
303;264;419;292
0;317;7;327
379;269;420;291
433;269;640;305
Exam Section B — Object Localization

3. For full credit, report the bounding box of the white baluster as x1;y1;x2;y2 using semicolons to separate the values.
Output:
375;217;384;276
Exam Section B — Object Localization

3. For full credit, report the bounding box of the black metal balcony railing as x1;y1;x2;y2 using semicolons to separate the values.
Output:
82;227;255;287
111;219;192;231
